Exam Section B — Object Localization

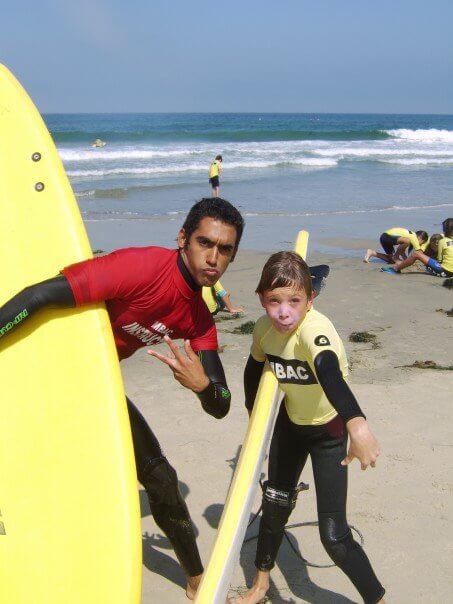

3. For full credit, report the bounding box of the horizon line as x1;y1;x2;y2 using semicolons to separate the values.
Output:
42;111;453;117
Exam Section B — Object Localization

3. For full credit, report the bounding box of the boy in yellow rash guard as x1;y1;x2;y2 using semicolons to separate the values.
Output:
251;309;348;425
233;252;385;604
364;227;428;264
391;218;453;277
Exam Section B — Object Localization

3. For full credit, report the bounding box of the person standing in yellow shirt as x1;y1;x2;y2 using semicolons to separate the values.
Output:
233;252;385;604
209;154;222;197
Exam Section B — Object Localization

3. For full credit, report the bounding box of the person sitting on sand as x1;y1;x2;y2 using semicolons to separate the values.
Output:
423;233;444;259
363;227;428;264
209;155;222;197
202;280;244;315
388;218;453;278
232;251;385;604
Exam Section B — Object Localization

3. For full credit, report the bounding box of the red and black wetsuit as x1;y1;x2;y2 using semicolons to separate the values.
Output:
0;246;231;577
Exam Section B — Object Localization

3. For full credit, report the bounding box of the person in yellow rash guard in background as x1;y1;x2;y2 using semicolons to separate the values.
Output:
202;280;244;315
232;251;385;604
209;154;222;197
390;218;453;277
363;227;428;264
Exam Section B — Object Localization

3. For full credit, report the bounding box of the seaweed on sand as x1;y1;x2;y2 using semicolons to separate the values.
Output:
395;360;453;371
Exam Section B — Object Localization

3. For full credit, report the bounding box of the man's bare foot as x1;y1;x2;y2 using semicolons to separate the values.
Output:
363;249;374;263
185;574;202;600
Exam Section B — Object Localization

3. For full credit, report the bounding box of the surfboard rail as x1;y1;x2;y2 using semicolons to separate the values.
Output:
195;231;309;603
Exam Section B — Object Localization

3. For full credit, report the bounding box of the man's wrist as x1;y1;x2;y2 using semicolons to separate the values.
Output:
193;375;210;394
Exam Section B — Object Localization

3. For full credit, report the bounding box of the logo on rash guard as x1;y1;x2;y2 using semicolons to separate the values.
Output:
266;354;317;385
122;321;173;346
314;335;330;346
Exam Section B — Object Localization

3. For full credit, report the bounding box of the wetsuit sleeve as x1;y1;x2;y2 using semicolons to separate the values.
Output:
196;349;231;419
0;276;75;341
244;354;265;413
314;350;365;423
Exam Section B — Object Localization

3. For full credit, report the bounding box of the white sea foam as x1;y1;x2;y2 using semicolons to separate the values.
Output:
67;157;337;177
59;148;205;161
378;158;453;166
385;128;453;142
313;146;453;158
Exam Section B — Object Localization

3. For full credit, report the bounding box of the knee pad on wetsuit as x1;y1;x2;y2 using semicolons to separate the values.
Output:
261;481;298;532
319;515;356;565
140;456;184;507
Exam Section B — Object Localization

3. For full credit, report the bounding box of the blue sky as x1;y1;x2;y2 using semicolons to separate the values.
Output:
2;0;452;113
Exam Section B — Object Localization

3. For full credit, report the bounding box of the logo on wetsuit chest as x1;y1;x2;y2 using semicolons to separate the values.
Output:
266;354;318;385
122;321;173;346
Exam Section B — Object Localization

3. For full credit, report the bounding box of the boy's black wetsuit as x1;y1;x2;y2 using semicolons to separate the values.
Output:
0;249;231;578
244;308;385;604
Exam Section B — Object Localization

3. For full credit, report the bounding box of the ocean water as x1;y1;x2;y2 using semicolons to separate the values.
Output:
45;113;453;253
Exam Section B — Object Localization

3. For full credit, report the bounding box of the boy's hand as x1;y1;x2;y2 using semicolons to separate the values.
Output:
341;417;380;470
229;306;244;314
148;336;210;393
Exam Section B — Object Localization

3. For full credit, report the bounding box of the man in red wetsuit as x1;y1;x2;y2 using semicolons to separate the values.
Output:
0;197;244;600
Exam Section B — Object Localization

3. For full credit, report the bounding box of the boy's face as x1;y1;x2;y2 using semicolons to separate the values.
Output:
178;217;237;287
259;286;313;333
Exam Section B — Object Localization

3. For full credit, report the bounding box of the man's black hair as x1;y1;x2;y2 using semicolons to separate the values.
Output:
182;197;244;252
215;155;223;161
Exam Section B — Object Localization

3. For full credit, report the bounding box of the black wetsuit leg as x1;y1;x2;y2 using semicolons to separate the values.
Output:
126;397;203;577
255;405;310;569
256;405;385;604
310;424;385;604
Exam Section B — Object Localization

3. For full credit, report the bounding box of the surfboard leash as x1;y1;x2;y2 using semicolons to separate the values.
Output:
243;480;365;569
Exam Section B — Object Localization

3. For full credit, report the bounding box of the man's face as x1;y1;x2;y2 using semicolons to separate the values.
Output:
178;217;238;287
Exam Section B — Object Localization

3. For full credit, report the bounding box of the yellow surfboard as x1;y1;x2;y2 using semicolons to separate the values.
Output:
0;65;141;604
195;231;309;603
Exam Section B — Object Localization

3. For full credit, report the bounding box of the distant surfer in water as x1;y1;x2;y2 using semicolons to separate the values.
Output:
231;252;385;604
209;154;223;197
0;197;244;601
92;138;106;147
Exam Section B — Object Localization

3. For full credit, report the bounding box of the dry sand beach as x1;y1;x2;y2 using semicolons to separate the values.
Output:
113;237;453;604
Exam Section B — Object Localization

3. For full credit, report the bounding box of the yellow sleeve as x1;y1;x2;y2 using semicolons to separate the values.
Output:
250;315;268;362
408;232;421;250
213;281;226;297
202;286;217;313
299;312;345;366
